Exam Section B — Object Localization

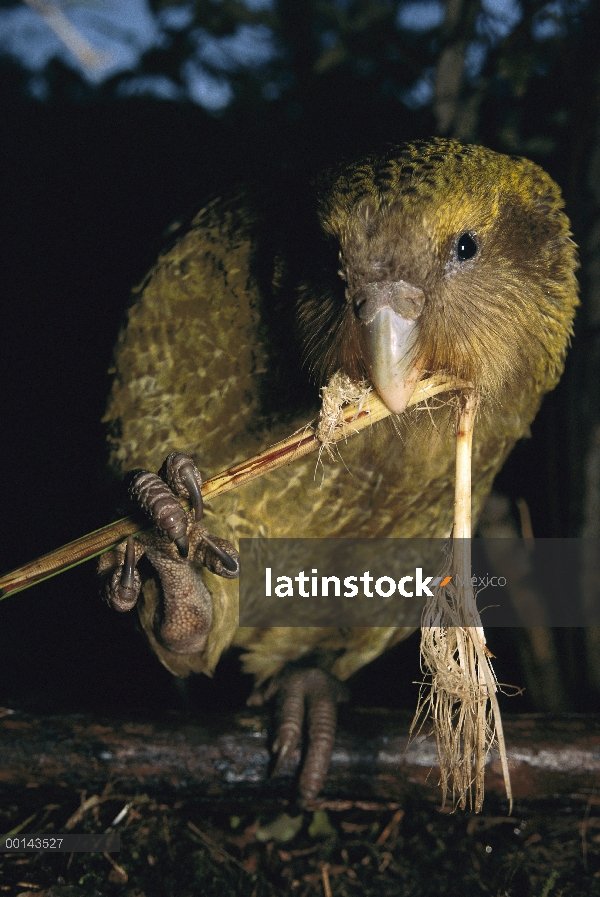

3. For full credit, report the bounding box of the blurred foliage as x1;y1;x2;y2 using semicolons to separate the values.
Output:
0;0;595;162
0;0;597;218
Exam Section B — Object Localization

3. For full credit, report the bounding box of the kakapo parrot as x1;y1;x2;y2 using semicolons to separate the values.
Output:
98;138;578;800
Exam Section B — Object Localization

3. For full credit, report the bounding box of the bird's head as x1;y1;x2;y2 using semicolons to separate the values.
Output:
298;139;579;413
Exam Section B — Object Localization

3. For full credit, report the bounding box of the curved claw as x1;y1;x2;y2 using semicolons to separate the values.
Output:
180;464;204;521
175;535;189;558
193;528;240;578
272;687;304;774
162;452;204;520
105;536;141;612
199;531;239;573
120;536;137;590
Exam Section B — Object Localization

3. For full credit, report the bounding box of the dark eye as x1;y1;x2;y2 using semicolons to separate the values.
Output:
456;232;478;262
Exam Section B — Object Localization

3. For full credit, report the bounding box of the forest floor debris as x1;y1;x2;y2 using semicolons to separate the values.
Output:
1;783;598;896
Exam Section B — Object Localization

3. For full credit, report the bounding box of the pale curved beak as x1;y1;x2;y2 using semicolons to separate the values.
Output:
354;280;425;414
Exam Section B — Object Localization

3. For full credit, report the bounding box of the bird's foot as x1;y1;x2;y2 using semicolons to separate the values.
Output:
250;666;348;802
98;452;239;654
128;451;239;574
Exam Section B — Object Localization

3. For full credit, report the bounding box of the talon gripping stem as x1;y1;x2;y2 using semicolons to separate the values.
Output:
128;470;189;557
161;452;205;521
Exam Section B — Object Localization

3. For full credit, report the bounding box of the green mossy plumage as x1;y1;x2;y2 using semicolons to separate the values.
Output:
103;139;578;684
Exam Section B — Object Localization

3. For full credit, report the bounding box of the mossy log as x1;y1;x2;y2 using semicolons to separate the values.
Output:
1;708;598;804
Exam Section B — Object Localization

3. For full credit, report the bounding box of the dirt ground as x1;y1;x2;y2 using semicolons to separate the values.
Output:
1;781;599;897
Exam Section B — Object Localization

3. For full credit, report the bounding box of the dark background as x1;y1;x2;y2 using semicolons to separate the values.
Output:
0;0;599;719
